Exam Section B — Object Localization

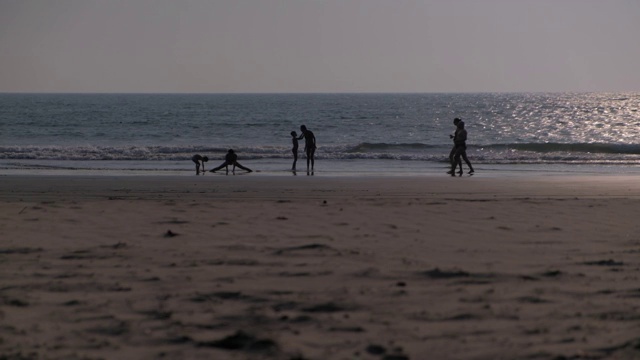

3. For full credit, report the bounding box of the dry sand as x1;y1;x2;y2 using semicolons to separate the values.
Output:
1;174;640;360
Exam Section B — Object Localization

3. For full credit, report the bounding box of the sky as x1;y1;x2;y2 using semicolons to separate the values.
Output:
1;0;639;93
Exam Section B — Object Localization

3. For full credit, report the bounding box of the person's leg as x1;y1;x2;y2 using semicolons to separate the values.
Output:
310;148;315;170
306;149;311;170
462;153;474;173
234;161;252;172
450;152;459;176
449;146;456;165
292;150;297;170
447;146;457;174
210;161;228;172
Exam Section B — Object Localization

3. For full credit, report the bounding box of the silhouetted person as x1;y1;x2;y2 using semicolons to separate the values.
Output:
450;121;475;176
192;154;208;175
209;149;252;173
297;125;316;172
291;131;299;171
447;118;462;174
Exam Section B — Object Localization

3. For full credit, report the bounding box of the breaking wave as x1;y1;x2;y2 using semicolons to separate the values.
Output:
3;142;640;165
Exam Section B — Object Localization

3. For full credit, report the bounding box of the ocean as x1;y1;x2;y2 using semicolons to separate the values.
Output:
1;92;640;176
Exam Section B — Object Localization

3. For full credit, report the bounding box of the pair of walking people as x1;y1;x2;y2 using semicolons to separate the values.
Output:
448;118;474;176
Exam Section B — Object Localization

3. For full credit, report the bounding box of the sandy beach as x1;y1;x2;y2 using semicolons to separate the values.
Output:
2;174;640;360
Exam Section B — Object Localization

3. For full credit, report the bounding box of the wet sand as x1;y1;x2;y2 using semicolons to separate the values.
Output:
1;174;640;360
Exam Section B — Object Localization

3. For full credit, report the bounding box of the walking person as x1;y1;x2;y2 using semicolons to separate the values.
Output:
450;121;474;176
290;131;299;171
447;118;462;175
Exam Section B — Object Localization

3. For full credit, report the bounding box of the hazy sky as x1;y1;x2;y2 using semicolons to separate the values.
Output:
1;0;639;93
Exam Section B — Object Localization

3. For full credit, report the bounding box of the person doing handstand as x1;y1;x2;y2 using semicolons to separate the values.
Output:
192;154;208;175
297;125;316;171
209;149;252;173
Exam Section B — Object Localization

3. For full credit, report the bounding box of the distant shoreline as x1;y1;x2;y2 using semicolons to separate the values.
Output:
3;164;640;178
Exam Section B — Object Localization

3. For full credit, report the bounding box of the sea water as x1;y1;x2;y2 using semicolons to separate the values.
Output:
1;93;639;176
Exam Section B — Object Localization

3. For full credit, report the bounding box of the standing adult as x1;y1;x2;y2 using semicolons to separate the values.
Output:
298;125;316;172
